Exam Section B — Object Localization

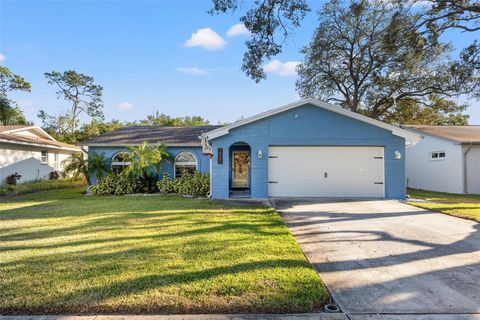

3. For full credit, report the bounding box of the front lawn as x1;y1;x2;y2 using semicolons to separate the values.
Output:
0;188;328;314
407;188;480;222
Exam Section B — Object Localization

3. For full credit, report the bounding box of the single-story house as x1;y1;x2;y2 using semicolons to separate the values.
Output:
0;125;83;184
403;125;480;194
82;99;421;199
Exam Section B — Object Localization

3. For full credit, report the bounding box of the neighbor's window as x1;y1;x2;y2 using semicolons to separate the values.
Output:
111;152;131;173
430;151;446;160
175;151;197;178
41;150;48;163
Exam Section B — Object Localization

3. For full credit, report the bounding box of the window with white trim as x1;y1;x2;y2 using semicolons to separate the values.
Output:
174;152;197;178
430;151;446;160
111;152;131;173
41;150;48;164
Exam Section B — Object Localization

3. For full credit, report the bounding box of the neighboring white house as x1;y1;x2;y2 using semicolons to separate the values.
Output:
403;125;480;194
0;125;83;185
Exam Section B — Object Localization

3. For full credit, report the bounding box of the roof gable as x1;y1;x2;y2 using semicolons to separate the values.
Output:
206;99;422;144
0;125;80;151
0;125;56;141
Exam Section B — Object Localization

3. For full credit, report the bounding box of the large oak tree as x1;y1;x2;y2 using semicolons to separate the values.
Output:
296;0;471;123
211;0;479;124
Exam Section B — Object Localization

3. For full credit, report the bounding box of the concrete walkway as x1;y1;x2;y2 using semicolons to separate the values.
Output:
274;199;480;316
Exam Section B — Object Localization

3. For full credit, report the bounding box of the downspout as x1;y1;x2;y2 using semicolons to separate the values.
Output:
463;143;472;194
80;146;91;194
208;156;213;198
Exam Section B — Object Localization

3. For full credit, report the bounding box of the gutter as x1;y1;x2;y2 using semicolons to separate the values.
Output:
0;138;81;152
463;142;473;194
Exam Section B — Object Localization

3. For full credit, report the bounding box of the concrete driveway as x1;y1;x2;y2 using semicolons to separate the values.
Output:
274;199;480;316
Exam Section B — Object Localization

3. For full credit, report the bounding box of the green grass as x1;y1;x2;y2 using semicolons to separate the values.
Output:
407;188;480;222
0;188;328;314
0;178;85;196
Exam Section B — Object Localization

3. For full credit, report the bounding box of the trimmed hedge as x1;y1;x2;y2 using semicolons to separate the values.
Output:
157;172;210;197
89;173;142;196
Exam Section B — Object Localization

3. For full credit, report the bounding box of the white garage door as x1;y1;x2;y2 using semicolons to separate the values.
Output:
268;146;384;198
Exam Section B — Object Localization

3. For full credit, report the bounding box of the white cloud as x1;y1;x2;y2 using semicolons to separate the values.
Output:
264;59;300;77
116;102;133;111
226;23;250;37
184;28;226;51
176;67;208;76
0;53;5;63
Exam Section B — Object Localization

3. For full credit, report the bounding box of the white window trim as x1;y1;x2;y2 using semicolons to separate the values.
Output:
430;151;446;161
174;152;198;178
40;150;48;164
111;152;131;170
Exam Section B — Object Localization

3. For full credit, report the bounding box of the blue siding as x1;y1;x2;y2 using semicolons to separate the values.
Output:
210;103;406;199
88;146;209;185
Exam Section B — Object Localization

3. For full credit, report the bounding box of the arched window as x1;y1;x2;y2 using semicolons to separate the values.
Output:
174;152;197;178
111;152;131;174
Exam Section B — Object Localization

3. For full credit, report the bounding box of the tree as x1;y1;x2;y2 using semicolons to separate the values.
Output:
125;141;172;192
413;1;480;98
0;96;28;125
0;66;31;125
295;0;472;122
383;96;469;125
210;0;310;82
41;70;104;134
415;0;480;33
133;111;210;126
211;0;479;86
62;153;90;185
88;152;108;183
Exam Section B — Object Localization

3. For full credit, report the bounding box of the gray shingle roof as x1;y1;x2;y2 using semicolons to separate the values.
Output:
79;125;223;146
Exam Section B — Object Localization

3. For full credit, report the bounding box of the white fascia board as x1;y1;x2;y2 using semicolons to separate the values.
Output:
4;126;57;141
0;139;81;152
206;98;423;145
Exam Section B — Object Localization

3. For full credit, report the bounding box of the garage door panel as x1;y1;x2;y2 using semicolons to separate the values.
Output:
268;146;384;197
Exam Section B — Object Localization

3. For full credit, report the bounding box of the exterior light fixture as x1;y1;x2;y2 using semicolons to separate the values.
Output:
258;149;263;159
394;151;401;160
294;114;300;119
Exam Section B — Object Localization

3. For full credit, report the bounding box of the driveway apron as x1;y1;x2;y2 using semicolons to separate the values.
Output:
274;199;480;315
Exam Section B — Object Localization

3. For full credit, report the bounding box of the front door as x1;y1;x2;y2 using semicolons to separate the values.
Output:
232;150;250;189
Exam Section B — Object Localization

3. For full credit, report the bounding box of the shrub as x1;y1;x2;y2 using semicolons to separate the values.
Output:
0;178;85;197
157;173;176;194
157;171;210;197
49;171;60;180
89;173;141;196
6;173;22;185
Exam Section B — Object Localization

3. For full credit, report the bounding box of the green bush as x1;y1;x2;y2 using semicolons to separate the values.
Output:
157;171;210;197
89;173;142;196
0;178;85;197
157;173;176;194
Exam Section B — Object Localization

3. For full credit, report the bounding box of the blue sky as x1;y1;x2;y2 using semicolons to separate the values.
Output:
1;0;479;125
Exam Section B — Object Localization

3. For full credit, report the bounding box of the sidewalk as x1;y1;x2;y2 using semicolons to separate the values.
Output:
0;315;346;320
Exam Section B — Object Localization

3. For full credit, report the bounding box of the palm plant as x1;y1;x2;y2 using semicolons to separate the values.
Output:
125;141;172;192
88;152;108;183
151;144;173;179
62;153;90;184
